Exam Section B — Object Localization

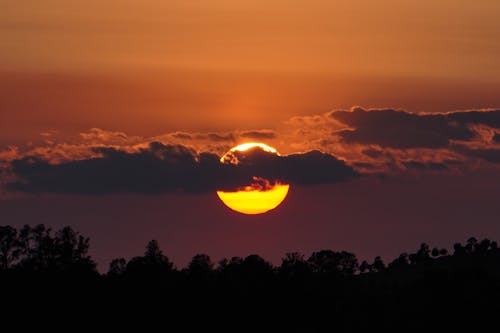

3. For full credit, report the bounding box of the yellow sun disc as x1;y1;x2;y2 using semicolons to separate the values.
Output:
216;142;290;215
217;184;290;215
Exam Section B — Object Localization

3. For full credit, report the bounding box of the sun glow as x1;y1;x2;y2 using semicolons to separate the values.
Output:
216;143;290;215
232;142;277;153
219;142;278;163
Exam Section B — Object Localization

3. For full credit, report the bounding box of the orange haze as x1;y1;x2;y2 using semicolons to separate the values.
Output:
1;0;499;144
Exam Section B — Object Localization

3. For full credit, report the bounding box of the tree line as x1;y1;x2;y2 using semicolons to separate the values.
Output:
1;224;498;278
1;223;499;330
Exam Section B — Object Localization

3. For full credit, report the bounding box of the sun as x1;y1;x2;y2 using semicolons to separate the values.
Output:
219;142;280;164
216;143;290;215
217;180;290;215
227;142;278;154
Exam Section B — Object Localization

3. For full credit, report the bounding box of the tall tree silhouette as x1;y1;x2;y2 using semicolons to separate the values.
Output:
16;224;95;273
0;226;20;270
53;226;96;272
18;224;55;271
125;239;174;277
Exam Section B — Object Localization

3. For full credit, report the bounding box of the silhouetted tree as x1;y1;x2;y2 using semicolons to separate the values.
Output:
360;256;385;273
1;225;500;331
186;254;214;280
17;224;54;271
431;247;448;258
360;260;371;273
279;252;311;279
308;250;358;276
217;257;229;271
465;237;478;254
476;238;492;254
125;239;174;277
409;243;431;265
388;253;409;269
16;224;96;273
453;242;466;256
108;258;127;277
0;226;20;270
372;256;386;272
53;226;96;272
240;254;275;286
218;255;274;288
143;239;170;265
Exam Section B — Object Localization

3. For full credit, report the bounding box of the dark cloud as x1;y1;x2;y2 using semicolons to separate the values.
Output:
351;162;377;170
330;107;500;149
7;142;357;194
447;110;500;129
402;161;449;171
460;148;500;164
240;130;276;140
493;133;500;143
8;143;220;194
280;150;358;186
362;148;385;159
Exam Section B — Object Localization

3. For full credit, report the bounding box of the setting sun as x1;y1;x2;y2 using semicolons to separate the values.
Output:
216;143;290;215
217;182;290;215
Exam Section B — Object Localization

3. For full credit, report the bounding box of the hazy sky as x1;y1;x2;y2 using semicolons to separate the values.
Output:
1;0;500;143
2;0;500;77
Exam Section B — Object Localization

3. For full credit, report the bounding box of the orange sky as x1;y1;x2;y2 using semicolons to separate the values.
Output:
2;1;500;269
1;0;499;144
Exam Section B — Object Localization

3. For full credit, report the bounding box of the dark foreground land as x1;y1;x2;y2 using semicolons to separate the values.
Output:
1;224;499;331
